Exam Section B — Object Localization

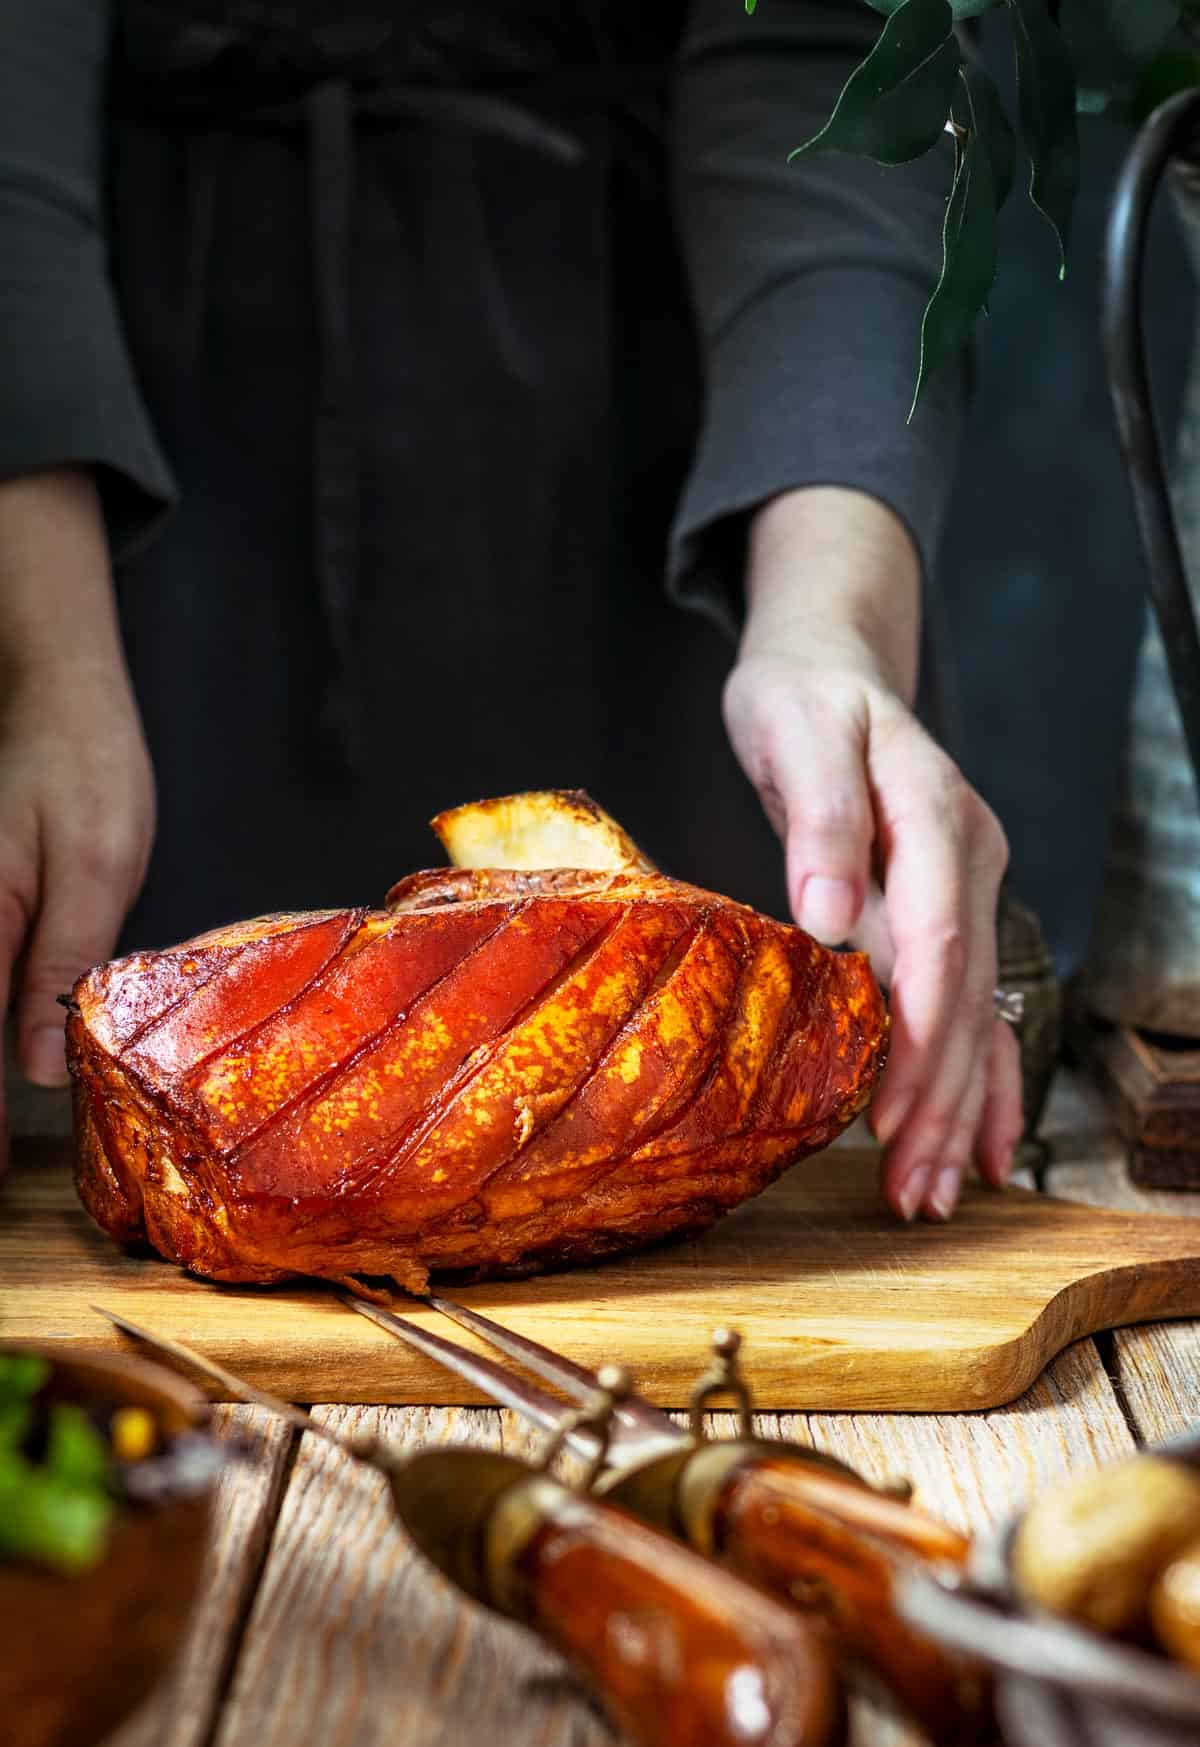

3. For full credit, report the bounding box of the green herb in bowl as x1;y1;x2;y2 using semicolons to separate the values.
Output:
0;1353;115;1571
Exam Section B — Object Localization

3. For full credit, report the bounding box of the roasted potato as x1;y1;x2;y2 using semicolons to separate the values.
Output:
1151;1539;1200;1671
1011;1456;1200;1636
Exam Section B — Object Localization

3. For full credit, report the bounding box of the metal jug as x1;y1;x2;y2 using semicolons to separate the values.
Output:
1083;89;1200;1036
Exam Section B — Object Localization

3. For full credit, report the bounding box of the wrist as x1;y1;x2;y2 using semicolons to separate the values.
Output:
740;486;922;703
0;469;128;686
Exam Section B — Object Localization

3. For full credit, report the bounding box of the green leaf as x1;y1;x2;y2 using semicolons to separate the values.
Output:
46;1403;111;1492
0;1355;48;1454
0;1400;33;1452
866;0;996;16
1062;1;1180;115
790;0;960;167
1006;0;1080;275
960;63;1015;211
1133;47;1200;122
0;1458;113;1572
911;70;998;416
0;1353;50;1408
1059;0;1179;99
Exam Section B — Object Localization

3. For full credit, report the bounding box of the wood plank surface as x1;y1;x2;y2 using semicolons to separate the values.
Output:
1046;1149;1200;1444
9;1137;1200;1413
214;1406;614;1747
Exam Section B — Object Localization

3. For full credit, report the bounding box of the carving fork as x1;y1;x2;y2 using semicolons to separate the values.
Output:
348;1293;992;1745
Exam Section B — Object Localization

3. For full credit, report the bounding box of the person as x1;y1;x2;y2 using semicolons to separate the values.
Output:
0;0;1020;1219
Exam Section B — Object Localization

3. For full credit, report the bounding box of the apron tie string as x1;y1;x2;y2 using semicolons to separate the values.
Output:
308;80;363;768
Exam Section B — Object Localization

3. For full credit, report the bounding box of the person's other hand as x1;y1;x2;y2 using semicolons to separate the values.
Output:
0;470;155;1176
727;487;1023;1221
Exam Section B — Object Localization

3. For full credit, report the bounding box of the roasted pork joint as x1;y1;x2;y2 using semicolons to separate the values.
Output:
68;793;888;1289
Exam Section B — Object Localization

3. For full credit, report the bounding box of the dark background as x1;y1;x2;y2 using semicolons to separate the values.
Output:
935;91;1190;979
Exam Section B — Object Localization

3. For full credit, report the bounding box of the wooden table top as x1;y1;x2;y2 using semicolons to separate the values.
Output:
35;1067;1189;1747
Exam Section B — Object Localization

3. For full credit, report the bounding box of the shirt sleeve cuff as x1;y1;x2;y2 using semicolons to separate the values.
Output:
667;265;967;642
0;189;176;559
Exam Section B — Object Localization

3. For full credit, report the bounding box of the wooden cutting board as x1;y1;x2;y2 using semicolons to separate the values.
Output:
4;1135;1200;1412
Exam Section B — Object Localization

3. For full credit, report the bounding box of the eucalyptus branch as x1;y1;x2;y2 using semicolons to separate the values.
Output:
760;0;1197;410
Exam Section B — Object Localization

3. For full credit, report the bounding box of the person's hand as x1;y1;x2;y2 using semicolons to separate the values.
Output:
726;487;1023;1221
0;469;155;1175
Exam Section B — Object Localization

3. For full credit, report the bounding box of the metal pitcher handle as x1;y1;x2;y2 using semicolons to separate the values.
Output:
1104;86;1200;808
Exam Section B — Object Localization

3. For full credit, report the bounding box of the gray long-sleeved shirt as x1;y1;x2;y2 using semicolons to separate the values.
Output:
0;1;963;634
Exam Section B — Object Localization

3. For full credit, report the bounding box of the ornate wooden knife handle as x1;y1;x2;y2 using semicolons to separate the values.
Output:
488;1475;844;1747
705;1454;992;1745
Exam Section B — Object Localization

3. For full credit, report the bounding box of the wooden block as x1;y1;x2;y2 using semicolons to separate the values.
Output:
1076;1018;1200;1187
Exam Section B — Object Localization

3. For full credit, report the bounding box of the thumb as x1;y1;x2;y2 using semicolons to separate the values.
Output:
773;699;875;944
18;849;132;1087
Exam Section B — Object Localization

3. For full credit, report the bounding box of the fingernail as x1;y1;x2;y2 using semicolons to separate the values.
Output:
798;876;858;942
23;1025;68;1088
926;1164;961;1222
873;1092;913;1150
896;1164;932;1222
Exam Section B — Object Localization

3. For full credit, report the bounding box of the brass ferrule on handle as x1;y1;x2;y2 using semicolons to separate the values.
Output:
484;1473;591;1621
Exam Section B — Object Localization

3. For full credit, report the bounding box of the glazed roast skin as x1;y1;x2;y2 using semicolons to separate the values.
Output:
68;869;889;1289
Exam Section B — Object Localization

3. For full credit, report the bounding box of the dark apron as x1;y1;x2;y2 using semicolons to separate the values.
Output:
108;1;784;947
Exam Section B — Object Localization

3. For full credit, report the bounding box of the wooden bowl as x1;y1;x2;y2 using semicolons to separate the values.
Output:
0;1346;225;1747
